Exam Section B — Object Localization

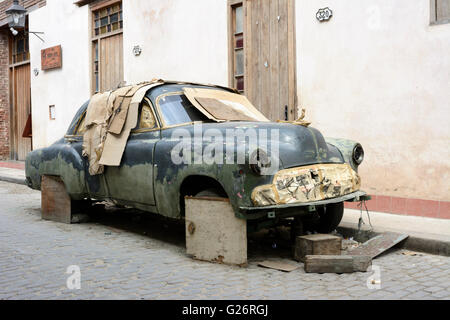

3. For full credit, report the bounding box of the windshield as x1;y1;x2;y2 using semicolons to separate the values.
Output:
158;93;211;126
183;87;269;122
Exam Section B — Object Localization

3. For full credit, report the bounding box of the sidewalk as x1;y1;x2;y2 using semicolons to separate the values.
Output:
0;161;448;255
0;161;25;185
340;209;450;256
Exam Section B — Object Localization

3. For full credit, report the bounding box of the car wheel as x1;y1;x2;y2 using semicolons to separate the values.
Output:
71;199;93;214
195;188;227;198
305;202;344;234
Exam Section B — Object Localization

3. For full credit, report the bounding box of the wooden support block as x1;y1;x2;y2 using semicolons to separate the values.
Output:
352;255;372;272
185;197;247;266
347;232;409;259
305;255;354;273
294;234;342;262
304;255;372;273
41;175;72;224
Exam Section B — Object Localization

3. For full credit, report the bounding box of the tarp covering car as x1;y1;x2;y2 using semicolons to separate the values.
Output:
82;80;163;175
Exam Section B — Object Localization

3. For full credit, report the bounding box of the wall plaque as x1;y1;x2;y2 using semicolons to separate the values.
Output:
316;7;333;22
41;45;62;70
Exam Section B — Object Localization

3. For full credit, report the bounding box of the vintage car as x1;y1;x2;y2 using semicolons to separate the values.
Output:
25;80;368;236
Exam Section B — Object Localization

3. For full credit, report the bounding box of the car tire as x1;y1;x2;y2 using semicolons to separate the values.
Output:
305;202;344;234
195;189;227;198
71;199;93;214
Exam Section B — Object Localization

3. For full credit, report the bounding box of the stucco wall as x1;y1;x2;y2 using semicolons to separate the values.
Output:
29;0;90;149
26;0;449;203
296;0;450;201
123;0;228;86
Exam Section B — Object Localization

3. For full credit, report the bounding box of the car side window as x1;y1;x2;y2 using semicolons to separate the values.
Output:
74;113;86;136
139;101;157;129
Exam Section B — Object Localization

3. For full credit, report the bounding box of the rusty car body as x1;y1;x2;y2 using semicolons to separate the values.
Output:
25;80;368;234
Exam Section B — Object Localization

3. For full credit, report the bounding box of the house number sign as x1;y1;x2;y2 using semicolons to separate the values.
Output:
316;7;333;22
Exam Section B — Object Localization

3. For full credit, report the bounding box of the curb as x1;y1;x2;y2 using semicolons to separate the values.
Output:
337;225;450;257
0;176;26;186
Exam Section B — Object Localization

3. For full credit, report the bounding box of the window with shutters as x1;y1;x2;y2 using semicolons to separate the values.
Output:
91;1;124;94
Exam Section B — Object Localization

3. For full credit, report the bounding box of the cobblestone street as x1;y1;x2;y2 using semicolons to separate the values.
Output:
0;181;449;300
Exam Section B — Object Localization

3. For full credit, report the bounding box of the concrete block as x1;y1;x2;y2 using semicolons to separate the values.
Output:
185;197;247;266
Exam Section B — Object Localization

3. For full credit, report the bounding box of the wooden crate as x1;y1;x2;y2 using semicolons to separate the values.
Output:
294;234;342;262
185;197;247;266
41;175;72;224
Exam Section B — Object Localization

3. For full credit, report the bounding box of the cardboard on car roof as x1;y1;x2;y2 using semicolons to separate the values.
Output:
183;87;269;122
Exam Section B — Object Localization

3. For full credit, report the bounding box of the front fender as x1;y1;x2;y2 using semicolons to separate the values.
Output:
325;137;363;172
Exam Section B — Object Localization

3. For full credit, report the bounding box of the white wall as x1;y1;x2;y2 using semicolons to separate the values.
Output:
123;0;228;86
296;0;450;201
29;0;91;149
28;0;228;149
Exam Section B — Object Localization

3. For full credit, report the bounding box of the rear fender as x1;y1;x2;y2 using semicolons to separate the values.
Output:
25;142;87;198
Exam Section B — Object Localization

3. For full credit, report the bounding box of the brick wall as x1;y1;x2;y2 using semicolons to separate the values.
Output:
0;1;46;23
0;30;10;160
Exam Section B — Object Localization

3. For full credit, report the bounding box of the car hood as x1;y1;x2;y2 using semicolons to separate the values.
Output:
193;121;344;169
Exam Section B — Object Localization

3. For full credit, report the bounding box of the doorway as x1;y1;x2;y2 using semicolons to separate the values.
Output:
228;0;297;121
9;30;32;161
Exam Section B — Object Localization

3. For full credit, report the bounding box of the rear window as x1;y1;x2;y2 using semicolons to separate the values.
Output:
158;93;210;126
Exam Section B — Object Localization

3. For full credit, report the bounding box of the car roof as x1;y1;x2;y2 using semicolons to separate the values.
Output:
66;81;239;136
154;80;237;94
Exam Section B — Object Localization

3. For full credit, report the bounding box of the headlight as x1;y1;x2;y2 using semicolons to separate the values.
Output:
352;144;364;165
250;148;271;175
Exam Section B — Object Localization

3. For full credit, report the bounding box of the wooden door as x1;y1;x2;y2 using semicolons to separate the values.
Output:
244;0;296;121
12;63;32;160
99;33;124;92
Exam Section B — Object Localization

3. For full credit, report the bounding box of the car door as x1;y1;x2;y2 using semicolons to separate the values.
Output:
104;98;161;209
68;110;109;199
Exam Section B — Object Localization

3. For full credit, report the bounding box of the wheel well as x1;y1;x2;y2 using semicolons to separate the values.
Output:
179;175;228;216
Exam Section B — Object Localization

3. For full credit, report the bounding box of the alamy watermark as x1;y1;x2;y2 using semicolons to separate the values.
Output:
170;123;280;175
66;265;81;290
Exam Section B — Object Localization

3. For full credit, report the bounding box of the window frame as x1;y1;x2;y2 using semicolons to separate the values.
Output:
228;0;246;94
72;111;87;136
72;98;162;137
90;0;123;95
92;2;123;37
155;91;211;129
430;0;450;25
132;98;161;133
9;30;30;65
